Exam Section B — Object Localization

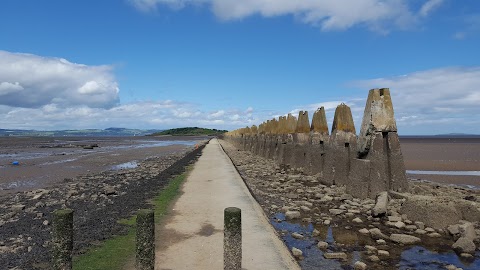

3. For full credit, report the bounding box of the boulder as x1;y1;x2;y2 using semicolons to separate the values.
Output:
369;228;389;240
372;192;388;217
400;195;480;229
452;237;476;254
285;211;301;220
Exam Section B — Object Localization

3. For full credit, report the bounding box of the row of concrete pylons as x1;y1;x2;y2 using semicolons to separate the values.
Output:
223;88;408;199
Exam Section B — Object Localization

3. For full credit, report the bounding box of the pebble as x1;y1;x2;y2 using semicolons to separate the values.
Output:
292;247;303;258
317;241;329;250
324;252;348;260
378;250;390;257
368;255;380;262
376;239;387;245
292;232;304;239
352;217;363;223
42;220;49;226
354;261;367;270
359;228;370;234
285;211;301;220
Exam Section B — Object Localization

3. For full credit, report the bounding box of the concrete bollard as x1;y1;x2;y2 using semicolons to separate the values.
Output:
136;209;155;270
52;209;74;270
224;207;242;270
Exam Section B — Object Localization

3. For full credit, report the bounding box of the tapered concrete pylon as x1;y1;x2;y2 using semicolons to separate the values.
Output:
311;107;329;135
348;88;408;199
324;103;357;186
358;88;397;156
286;114;297;134
308;107;329;175
295;111;310;134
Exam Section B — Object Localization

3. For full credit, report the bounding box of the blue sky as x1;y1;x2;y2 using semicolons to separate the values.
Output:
0;0;479;134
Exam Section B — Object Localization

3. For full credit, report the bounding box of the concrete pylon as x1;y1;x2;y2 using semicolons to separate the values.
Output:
308;107;330;175
291;111;310;169
323;103;357;186
347;88;408;199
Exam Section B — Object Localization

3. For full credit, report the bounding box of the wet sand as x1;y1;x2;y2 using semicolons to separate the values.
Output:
400;137;480;188
0;136;207;194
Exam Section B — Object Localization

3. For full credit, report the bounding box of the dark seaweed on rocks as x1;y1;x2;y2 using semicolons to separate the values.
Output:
0;142;207;269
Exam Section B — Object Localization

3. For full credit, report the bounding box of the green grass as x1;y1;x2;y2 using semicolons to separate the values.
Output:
149;127;227;136
72;170;190;270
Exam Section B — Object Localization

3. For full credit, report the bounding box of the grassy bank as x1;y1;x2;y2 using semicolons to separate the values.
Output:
72;168;190;270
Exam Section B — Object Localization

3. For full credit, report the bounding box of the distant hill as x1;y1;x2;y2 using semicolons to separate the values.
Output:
150;127;228;136
0;128;162;137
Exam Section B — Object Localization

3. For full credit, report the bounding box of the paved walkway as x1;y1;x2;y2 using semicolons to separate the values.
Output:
154;139;300;270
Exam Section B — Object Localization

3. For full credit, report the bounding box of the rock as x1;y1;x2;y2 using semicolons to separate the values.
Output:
452;237;476;254
460;253;474;259
365;245;377;254
324;219;331;225
285;211;301;220
368;255;380;262
292;232;304;239
300;206;311;212
378;250;390;257
359;228;370;234
388;216;402;222
390;234;421;244
458;222;476;241
414;221;425;230
428;232;442;238
312;229;320;237
329;209;345;215
369;228;389;240
11;204;25;212
320;195;334;202
42;220;49;226
376;239;387;245
394;221;406;229
445;265;457;270
425;227;435;233
352;217;363;223
324;252;347;260
354;261;367;270
405;225;417;231
317;241;328;250
400;195;480;229
448;224;460;236
415;229;427;235
292;247;303;258
372;192;388;217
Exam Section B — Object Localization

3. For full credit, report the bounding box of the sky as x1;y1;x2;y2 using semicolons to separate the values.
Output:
0;0;479;135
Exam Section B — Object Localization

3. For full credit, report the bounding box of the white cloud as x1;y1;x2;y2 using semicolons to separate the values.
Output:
0;50;119;108
419;0;444;17
0;82;24;94
129;0;443;32
353;67;480;134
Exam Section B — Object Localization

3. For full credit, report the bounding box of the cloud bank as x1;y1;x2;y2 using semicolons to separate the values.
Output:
0;51;120;109
129;0;444;32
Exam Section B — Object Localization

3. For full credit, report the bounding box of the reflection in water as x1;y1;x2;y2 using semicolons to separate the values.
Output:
271;213;480;270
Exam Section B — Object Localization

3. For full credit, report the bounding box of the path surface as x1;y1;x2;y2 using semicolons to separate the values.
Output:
155;139;300;270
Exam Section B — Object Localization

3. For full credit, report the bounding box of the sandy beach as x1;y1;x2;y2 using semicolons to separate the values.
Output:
400;137;480;188
0;136;206;194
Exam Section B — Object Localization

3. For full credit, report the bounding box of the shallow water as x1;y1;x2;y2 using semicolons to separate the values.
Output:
110;161;138;170
407;170;480;176
271;213;480;270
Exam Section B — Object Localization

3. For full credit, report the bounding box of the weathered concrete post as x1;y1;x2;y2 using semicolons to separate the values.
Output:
348;88;408;199
324;103;357;186
52;209;74;270
291;111;310;168
136;209;155;270
308;107;330;176
224;207;241;270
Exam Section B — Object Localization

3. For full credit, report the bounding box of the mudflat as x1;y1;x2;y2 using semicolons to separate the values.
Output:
0;136;206;194
400;137;480;188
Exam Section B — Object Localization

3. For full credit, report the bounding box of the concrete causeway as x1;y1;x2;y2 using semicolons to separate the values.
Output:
154;139;300;270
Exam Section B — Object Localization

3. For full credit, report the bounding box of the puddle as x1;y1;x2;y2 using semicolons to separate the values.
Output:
271;213;480;270
110;161;138;170
0;178;40;191
110;140;198;150
407;170;480;176
39;158;77;166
